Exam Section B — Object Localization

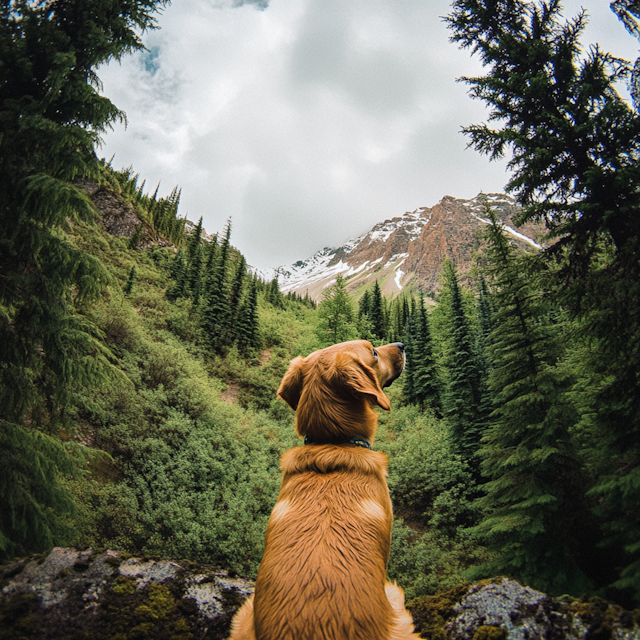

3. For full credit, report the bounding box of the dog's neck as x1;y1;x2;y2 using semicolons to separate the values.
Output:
281;443;388;477
295;386;379;445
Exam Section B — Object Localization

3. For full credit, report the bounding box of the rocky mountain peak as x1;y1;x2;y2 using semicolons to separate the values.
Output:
266;193;543;301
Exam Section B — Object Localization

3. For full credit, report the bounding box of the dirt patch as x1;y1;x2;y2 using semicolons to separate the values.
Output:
221;382;240;405
259;349;272;366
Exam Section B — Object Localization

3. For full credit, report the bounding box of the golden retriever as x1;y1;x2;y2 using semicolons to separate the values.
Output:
229;340;420;640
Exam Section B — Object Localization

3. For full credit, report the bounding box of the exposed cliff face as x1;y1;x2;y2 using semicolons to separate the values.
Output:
76;180;173;249
2;550;638;640
266;194;544;301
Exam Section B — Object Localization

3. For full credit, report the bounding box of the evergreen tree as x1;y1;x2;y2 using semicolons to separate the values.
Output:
468;208;588;596
227;255;247;343
316;274;357;345
187;217;203;262
267;277;283;308
411;295;441;415
402;309;417;406
236;276;262;355
441;260;486;463
188;243;204;306
0;0;167;560
186;216;204;304
370;281;386;340
359;289;372;318
124;265;137;297
447;0;640;597
202;220;232;352
167;248;188;301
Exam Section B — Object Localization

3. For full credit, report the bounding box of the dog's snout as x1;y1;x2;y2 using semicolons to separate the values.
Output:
392;342;404;352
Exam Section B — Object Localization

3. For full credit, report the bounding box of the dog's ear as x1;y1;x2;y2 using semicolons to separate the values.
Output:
335;353;391;411
277;356;305;410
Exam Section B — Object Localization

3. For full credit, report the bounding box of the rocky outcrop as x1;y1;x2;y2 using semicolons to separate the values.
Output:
3;550;638;640
410;578;640;640
0;547;253;639
75;180;173;249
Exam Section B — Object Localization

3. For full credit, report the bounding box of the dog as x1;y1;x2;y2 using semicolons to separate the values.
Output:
229;340;420;640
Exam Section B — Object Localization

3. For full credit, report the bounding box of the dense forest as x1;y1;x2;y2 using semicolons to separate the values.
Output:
1;0;639;615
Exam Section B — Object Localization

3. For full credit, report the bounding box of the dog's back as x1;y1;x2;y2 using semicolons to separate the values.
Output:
228;341;419;640
253;445;395;640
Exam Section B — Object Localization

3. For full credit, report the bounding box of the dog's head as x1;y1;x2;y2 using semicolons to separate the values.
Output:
277;340;405;444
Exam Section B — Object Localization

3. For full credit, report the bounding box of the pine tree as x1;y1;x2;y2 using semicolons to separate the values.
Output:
0;0;168;560
359;289;372;318
316;275;357;345
236;276;262;355
402;309;417;406
411;295;441;415
441;260;486;462
124;265;137;297
202;220;232;353
447;0;640;597
188;243;204;306
167;248;188;301
227;255;247;343
187;217;203;262
467;207;588;596
370;281;386;340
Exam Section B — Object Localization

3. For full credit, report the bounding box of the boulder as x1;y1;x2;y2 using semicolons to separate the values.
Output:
409;578;640;640
0;547;253;639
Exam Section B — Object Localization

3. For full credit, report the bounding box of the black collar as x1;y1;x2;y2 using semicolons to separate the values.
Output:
303;435;372;450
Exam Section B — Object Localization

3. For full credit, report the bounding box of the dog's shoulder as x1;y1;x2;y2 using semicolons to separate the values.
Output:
281;445;388;477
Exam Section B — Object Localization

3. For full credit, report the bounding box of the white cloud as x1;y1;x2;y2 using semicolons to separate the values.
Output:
97;0;639;269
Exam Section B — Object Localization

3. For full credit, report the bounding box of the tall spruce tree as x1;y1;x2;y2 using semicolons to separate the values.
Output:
316;274;357;345
236;275;262;355
202;220;232;353
227;255;247;343
0;0;167;559
370;281;386;340
410;295;441;415
468;208;588;596
447;0;640;598
441;260;486;463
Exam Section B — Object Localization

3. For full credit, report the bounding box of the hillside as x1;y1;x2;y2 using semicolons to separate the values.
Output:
266;193;543;300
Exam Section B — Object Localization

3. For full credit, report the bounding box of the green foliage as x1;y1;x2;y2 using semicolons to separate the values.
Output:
0;421;87;559
369;280;387;340
0;0;168;560
403;295;441;414
467;208;589;596
316;274;358;345
108;163;186;246
447;0;640;600
379;406;485;598
124;266;137;297
439;260;487;464
202;220;232;353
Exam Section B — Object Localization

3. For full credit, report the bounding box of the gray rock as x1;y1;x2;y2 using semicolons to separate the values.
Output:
441;579;640;640
0;547;254;639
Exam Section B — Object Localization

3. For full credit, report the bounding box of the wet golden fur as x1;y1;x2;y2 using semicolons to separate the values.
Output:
229;340;420;640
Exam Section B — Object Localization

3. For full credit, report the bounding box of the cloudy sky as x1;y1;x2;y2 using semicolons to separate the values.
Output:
97;0;639;270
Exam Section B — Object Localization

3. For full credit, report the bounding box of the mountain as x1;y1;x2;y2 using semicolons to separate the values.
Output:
263;193;543;300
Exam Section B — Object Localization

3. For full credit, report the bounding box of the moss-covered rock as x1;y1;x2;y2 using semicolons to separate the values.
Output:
0;547;253;640
407;578;640;640
3;551;639;640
